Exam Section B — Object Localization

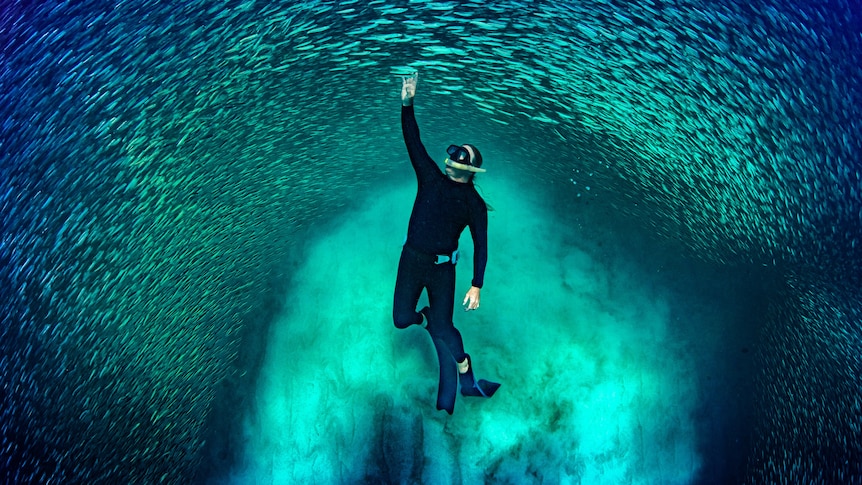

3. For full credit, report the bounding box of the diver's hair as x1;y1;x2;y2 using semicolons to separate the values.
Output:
463;144;483;183
463;144;483;169
473;182;495;211
464;144;494;210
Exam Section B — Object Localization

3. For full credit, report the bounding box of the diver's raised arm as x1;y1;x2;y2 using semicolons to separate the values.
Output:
400;71;437;183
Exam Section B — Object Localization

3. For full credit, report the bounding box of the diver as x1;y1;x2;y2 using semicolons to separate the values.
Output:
393;71;500;414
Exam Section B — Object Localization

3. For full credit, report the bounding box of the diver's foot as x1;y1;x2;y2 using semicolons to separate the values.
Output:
457;357;469;374
458;355;500;397
418;306;429;328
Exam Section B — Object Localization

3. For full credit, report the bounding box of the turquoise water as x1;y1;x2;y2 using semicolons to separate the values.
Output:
1;1;859;483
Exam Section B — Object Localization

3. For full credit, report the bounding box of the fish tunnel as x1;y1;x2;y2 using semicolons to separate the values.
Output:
1;0;860;484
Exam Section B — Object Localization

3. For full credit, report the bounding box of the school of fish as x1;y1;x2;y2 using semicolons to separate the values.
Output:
1;0;859;482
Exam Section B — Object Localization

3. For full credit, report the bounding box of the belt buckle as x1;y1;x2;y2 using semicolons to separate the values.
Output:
435;250;459;265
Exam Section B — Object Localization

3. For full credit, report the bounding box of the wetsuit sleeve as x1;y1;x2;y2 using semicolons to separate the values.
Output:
401;105;438;184
468;201;488;288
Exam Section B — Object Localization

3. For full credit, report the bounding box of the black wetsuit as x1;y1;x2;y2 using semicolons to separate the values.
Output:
393;105;490;414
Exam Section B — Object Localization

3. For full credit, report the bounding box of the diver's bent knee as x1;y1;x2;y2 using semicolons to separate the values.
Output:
393;311;415;329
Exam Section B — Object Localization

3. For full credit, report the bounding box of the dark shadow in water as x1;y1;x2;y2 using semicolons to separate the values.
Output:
679;263;781;485
194;263;295;483
617;228;782;484
537;161;786;483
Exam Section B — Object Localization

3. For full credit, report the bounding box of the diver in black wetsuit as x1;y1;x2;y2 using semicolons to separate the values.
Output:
393;72;500;414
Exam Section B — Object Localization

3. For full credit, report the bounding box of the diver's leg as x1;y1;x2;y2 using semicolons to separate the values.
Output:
426;265;501;398
425;264;462;413
425;264;467;361
392;250;425;329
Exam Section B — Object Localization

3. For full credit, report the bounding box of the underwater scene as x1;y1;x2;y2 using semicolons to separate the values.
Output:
1;0;860;483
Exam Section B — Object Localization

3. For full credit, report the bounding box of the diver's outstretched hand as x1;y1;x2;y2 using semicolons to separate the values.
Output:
402;71;418;106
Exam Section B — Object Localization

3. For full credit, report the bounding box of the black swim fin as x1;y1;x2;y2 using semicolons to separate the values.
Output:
461;379;501;397
431;337;458;414
458;355;501;397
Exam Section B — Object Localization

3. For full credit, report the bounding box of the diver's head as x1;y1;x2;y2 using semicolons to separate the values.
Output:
445;144;485;183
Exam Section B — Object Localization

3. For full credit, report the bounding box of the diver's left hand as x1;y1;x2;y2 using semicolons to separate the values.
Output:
463;286;481;311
